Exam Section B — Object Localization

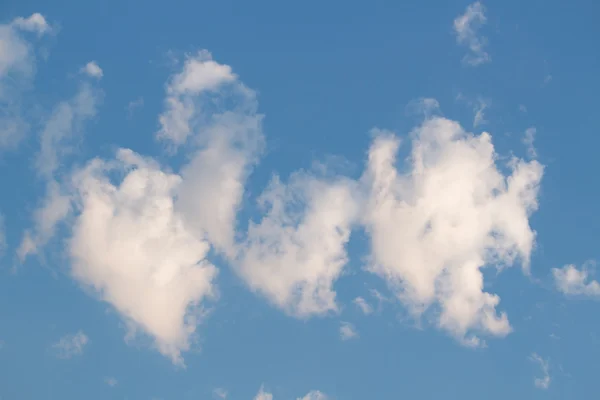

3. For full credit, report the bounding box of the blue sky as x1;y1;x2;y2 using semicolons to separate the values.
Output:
0;0;599;399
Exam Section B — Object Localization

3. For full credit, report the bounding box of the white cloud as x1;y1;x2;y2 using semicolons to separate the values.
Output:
18;81;101;262
253;387;327;400
165;51;264;255
361;116;543;345
105;377;118;387
127;96;144;117
552;263;600;297
157;50;237;146
453;2;490;66
213;387;227;399
530;353;551;390
406;97;440;118
17;181;71;262
67;149;218;365
523;127;537;159
0;13;50;149
254;387;273;400
35;82;101;178
52;331;88;359
18;51;264;365
298;392;328;400
340;321;358;340
235;172;361;317
353;296;373;315
81;61;103;79
473;99;488;128
11;13;50;36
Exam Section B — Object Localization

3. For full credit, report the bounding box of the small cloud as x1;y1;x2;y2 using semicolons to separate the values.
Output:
406;97;440;117
105;377;118;387
523;127;537;158
353;297;373;315
552;263;600;297
81;61;103;79
339;321;358;341
298;391;328;400
254;386;273;400
52;331;89;359
473;99;489;128
127;97;144;118
549;333;560;340
453;2;490;66
0;214;6;257
544;74;552;85
530;353;551;390
519;104;527;113
213;388;227;399
11;13;51;35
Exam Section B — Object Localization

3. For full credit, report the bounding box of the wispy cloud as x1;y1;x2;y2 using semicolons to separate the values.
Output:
453;2;490;66
353;297;373;315
523;127;537;158
530;353;551;390
104;377;118;387
52;331;89;359
340;321;359;340
127;96;144;118
0;13;51;150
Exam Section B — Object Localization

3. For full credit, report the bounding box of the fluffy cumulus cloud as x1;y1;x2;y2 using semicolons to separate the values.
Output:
453;2;490;66
361;117;543;345
10;13;50;35
552;263;600;297
52;331;89;359
236;172;361;317
22;51;263;364
165;51;264;255
13;33;547;365
157;50;238;146
0;13;50;149
67;149;218;365
81;61;103;79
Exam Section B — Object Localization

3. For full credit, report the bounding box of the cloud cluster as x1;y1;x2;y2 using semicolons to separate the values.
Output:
23;51;263;365
453;2;490;66
16;22;544;363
